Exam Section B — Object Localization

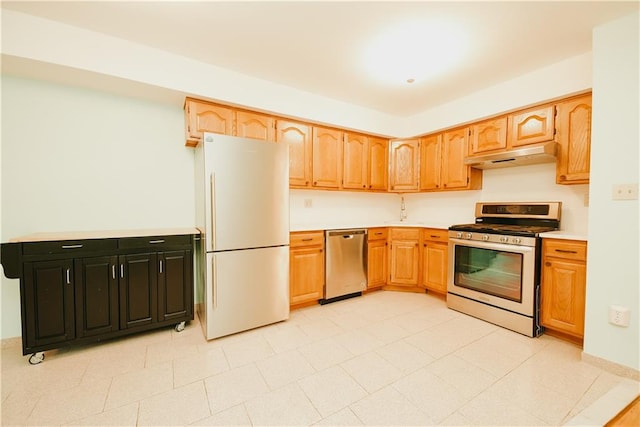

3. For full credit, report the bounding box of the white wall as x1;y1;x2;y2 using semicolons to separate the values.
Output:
584;12;639;370
405;164;589;233
1;75;195;338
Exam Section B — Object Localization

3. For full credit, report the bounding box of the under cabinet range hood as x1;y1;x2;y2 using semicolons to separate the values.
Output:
464;141;558;169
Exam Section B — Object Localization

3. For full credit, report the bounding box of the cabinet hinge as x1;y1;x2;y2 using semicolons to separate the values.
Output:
467;177;470;184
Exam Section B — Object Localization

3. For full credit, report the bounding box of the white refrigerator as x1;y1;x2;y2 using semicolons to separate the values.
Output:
194;133;289;340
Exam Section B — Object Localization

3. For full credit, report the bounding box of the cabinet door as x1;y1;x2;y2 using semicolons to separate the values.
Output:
541;258;586;337
470;117;508;154
368;137;388;191
289;247;324;305
389;139;420;192
508;105;555;147
441;128;470;189
421;242;448;294
312;126;343;188
75;256;119;338
23;259;76;350
277;120;312;188
389;239;419;285
556;95;592;185
367;239;388;288
119;253;158;330
158;250;193;323
235;111;275;142
419;134;442;191
343;133;369;190
184;99;234;146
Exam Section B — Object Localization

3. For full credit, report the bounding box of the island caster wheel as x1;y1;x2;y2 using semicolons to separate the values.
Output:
174;321;186;332
29;352;45;365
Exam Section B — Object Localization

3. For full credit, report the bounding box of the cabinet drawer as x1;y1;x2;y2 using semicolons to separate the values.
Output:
118;235;192;250
22;239;118;255
390;228;420;240
368;228;388;241
290;231;324;248
543;239;587;261
421;228;449;243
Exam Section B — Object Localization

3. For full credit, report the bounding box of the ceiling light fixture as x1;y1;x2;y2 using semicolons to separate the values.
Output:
362;20;467;86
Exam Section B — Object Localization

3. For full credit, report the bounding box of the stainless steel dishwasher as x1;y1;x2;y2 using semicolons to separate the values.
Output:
323;229;367;303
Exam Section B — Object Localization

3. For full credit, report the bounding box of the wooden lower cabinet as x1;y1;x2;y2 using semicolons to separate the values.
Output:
388;228;420;289
2;233;195;358
420;229;449;294
289;231;325;307
367;228;388;289
541;239;587;339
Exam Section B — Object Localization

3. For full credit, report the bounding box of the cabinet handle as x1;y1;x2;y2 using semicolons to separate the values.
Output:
545;262;552;267
149;239;165;244
159;260;163;273
430;235;439;238
112;265;116;280
66;268;71;285
302;238;313;242
120;264;124;279
554;249;578;254
62;244;83;249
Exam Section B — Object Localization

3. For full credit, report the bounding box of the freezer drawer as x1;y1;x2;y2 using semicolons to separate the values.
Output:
325;229;367;300
203;246;289;340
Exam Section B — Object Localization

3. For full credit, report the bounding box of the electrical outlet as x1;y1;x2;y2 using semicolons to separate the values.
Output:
609;305;630;327
612;183;638;200
304;198;313;208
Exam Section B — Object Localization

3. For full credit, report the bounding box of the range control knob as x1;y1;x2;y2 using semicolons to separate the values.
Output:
513;237;522;244
482;234;490;241
465;233;472;239
456;232;463;238
499;236;509;243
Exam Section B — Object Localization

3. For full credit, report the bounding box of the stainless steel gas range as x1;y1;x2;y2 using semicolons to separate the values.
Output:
447;202;561;337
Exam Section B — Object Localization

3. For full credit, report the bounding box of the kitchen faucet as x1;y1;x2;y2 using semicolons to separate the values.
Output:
400;196;407;222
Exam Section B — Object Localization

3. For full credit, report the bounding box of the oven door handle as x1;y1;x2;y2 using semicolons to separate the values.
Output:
449;238;535;254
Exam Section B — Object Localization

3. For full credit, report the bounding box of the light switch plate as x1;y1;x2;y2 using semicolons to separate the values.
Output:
612;183;638;200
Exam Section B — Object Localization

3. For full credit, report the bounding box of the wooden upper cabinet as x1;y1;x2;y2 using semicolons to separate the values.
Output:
343;133;369;190
389;139;420;192
442;127;472;190
508;105;555;147
470;117;508;155
420;134;442;191
235;111;275;142
368;137;388;191
312;126;343;189
184;98;234;147
277;120;312;188
556;94;592;185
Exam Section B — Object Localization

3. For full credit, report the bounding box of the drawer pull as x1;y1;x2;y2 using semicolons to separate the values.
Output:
375;232;383;235
555;249;578;254
149;239;165;244
430;235;440;238
62;244;83;249
302;238;313;242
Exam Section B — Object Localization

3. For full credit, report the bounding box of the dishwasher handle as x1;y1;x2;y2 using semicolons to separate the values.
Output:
326;229;367;238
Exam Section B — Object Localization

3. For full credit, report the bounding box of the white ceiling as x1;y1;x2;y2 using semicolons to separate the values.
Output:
2;1;639;117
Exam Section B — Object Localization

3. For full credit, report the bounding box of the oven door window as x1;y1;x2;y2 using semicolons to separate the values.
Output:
453;245;523;302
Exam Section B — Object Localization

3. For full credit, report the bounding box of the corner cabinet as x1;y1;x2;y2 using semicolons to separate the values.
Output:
1;231;197;363
541;238;587;340
387;228;421;290
389;139;420;192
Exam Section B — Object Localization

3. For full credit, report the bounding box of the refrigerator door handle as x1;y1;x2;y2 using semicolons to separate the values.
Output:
210;173;216;251
212;254;217;309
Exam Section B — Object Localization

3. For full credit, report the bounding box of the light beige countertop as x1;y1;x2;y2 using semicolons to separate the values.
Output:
9;227;201;243
539;230;588;241
290;221;453;232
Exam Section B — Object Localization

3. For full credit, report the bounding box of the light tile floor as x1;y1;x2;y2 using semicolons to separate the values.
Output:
2;291;639;426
